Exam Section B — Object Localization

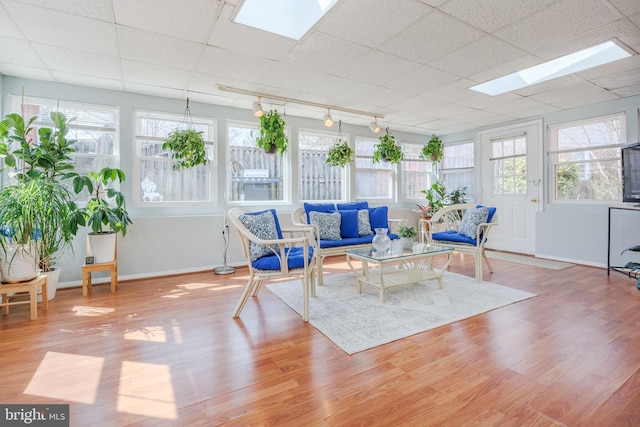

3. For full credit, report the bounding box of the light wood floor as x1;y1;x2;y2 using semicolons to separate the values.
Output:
1;254;639;426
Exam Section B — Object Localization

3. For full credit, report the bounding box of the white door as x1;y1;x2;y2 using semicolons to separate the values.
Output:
479;120;542;254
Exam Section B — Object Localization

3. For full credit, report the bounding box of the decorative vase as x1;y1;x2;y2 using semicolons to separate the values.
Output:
372;228;391;253
88;232;117;263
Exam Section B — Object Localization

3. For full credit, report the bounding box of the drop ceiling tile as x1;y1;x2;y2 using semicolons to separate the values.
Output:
33;44;121;80
0;3;22;38
122;61;191;89
0;63;52;81
117;27;203;71
610;0;640;15
484;96;551;115
334;49;421;87
612;83;640;97
439;0;556;33
430;36;529;77
549;90;620;109
591;67;640;90
384;65;460;95
493;0;620;54
424;78;479;103
4;1;118;56
508;103;561;118
350;84;414;110
257;62;333;95
280;32;370;75
316;0;431;48
529;80;617;105
513;75;585;97
113;0;219;43
197;46;273;84
0;36;45;67
208;2;295;60
124;82;186;101
378;11;484;64
456;91;522;110
422;102;474;119
12;0;114;21
50;72;124;92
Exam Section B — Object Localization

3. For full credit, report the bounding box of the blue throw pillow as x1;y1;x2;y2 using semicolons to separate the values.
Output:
338;210;359;238
309;211;342;240
357;209;373;236
476;205;497;224
459;207;489;238
246;209;283;238
303;202;335;223
239;210;281;261
336;201;368;210
368;206;389;232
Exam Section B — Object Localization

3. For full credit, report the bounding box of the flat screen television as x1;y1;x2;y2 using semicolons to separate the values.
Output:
622;141;640;204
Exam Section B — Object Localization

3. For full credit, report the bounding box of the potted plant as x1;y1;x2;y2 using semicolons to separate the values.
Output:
420;181;448;215
372;128;403;164
398;225;418;248
421;134;443;162
256;110;288;155
326;138;354;167
0;112;81;295
162;128;208;170
72;167;133;263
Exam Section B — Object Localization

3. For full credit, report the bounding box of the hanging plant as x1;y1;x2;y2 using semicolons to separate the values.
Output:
421;134;443;162
372;128;403;164
326;121;354;167
162;98;209;171
256;110;288;155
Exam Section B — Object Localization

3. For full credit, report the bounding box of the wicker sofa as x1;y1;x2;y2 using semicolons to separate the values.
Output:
292;201;401;285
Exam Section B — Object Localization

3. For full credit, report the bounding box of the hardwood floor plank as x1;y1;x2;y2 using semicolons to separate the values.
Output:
1;254;639;426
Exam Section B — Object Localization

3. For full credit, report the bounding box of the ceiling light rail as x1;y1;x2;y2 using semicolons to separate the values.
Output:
216;85;385;124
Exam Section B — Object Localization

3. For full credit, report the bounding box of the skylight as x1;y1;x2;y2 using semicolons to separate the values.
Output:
469;40;633;96
234;0;338;40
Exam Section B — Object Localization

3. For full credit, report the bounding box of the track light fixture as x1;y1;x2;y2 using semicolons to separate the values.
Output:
324;109;334;127
252;97;264;118
369;117;381;134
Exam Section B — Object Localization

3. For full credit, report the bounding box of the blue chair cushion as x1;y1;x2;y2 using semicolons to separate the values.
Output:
368;206;389;232
336;201;369;210
338;209;359;238
303;202;335;223
432;230;477;245
476;205;497;224
252;246;314;270
239;209;283;261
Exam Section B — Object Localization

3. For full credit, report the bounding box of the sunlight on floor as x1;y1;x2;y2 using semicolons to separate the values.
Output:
24;352;104;403
72;306;115;316
124;325;167;342
117;361;177;419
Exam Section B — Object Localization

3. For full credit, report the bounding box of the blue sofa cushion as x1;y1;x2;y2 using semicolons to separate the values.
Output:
252;246;314;270
368;206;389;232
309;211;342;240
239;209;282;261
357;209;373;236
317;233;399;249
432;230;477;245
303;202;335;223
338;209;359;238
459;206;489;238
336;201;369;210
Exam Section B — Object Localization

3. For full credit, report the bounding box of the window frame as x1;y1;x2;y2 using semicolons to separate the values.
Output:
440;140;476;202
354;135;395;202
398;140;435;202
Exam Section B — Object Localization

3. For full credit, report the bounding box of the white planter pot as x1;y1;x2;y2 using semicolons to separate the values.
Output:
88;232;117;264
0;244;38;283
40;267;61;300
401;237;415;249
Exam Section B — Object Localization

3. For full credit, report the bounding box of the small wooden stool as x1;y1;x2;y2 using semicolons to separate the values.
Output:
82;236;118;296
0;275;48;320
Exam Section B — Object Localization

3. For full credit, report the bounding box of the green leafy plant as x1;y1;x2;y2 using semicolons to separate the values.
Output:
420;181;448;214
398;225;418;239
72;167;133;236
0;112;82;272
162;128;208;171
326;138;354;167
372;128;403;164
421;134;443;162
256;110;288;155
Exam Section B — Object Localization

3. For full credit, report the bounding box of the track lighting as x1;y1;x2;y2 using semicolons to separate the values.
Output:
252;97;264;118
324;109;334;127
369;117;381;134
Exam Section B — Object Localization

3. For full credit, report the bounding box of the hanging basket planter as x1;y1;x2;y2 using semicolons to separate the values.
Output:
162;98;209;170
256;110;288;155
326;121;354;167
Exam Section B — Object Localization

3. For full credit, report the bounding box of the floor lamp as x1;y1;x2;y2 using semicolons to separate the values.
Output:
214;159;244;275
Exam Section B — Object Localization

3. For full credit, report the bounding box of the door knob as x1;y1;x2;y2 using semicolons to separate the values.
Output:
531;198;538;203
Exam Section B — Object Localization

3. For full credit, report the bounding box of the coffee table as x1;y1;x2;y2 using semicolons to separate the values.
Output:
345;245;454;303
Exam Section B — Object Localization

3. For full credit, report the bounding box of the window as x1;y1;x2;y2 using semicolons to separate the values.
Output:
298;129;348;201
441;141;475;200
7;95;118;181
399;142;434;200
549;114;624;202
227;121;288;202
355;136;392;200
135;110;215;204
491;135;527;195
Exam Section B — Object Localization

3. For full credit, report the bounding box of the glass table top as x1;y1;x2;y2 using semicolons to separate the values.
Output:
345;244;453;261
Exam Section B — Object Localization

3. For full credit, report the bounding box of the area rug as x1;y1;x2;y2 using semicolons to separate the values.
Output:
266;272;536;355
486;251;575;270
